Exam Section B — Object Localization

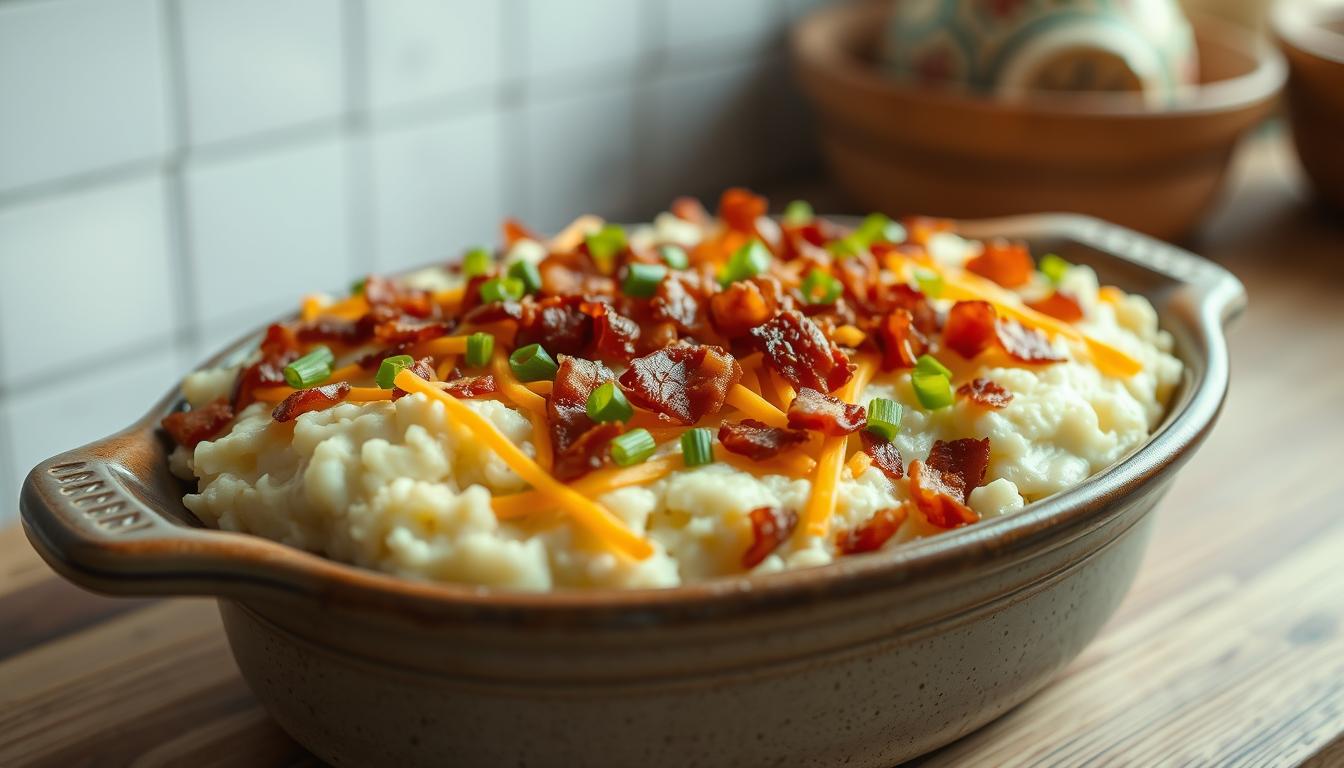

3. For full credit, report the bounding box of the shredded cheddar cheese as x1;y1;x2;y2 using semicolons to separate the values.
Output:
550;214;605;252
845;450;873;479
767;368;797;410
799;357;875;539
725;384;790;428
417;336;470;357
491;454;680;519
714;446;816;478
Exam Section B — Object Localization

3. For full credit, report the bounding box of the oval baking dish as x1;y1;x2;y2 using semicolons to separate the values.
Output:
20;213;1242;768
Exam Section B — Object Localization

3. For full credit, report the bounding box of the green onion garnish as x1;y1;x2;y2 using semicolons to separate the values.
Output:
610;428;656;467
680;428;714;467
507;259;542;294
912;373;954;410
585;381;633;423
717;240;771;286
865;398;903;441
622;262;667;298
465;332;494;368
914;268;943;298
350;277;367;296
800;268;842;305
375;354;415;389
915;354;953;380
783;200;813;225
659;244;689;270
585;224;627;275
462;247;493;278
284;346;335;388
826;234;866;259
1039;253;1071;285
508;343;558;382
479;276;525;303
855;213;905;245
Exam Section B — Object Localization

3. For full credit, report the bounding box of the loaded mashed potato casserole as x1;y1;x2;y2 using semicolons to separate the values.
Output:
164;190;1181;591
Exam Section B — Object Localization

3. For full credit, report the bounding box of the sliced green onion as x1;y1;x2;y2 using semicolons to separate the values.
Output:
865;398;903;441
826;234;866;259
350;277;367;296
610;428;656;467
375;354;415;389
717;239;771;286
585;224;627;275
507;259;542;294
658;243;689;270
915;354;953;380
800;268;842;305
855;213;905;245
585;381;633;423
284;346;335;388
1039;253;1071;285
680;428;714;467
479;276;524;303
912;373;954;410
508;343;558;382
914;268;943;298
465;332;494;368
462;247;493;278
783;200;814;225
622;262;667;298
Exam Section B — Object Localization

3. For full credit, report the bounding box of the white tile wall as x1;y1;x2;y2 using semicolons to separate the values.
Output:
0;0;833;527
187;138;353;329
179;0;347;145
0;0;170;192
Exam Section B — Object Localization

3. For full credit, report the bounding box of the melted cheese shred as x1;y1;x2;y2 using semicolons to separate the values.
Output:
725;384;789;428
800;357;875;539
489;349;551;470
491;454;682;519
396;369;652;560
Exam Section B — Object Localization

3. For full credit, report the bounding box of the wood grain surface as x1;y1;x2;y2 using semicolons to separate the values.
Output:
2;131;1342;768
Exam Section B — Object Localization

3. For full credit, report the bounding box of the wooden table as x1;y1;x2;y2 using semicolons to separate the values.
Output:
2;132;1342;767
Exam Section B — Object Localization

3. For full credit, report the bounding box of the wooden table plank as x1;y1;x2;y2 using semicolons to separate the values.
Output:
1;130;1341;767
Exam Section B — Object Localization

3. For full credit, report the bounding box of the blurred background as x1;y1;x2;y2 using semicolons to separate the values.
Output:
0;0;1324;526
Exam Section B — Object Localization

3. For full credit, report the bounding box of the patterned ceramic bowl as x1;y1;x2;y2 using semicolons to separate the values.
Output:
882;0;1200;104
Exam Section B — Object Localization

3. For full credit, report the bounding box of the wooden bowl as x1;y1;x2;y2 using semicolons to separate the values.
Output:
1273;0;1344;212
792;1;1286;241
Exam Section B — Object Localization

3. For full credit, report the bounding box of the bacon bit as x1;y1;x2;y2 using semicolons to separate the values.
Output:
441;375;498;399
908;460;979;529
554;422;622;482
392;357;435;399
363;275;435;318
161;397;234;449
709;278;779;338
671;196;710;225
836;506;908;555
538;252;615;296
1026;291;1085;322
718;187;768;233
860;432;904;480
997;318;1066;363
618;344;741;425
502;217;539;247
875;308;928;370
902;216;953;246
373;318;450;346
928;438;990;501
650;274;706;336
943;300;999;359
718;419;810;461
876;283;939;335
517;296;593;358
957;378;1013;409
233;324;302;409
787;387;866;436
742;506;798;568
749;309;853;393
549;356;617;480
272;382;352;422
586;301;640;362
965;240;1034;289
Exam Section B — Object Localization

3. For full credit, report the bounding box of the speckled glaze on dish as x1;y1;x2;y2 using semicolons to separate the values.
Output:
21;215;1242;768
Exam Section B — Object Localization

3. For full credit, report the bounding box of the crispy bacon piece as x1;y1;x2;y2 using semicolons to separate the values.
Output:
860;433;904;480
787;387;866;436
233;324;302;409
161;397;234;449
908;438;990;528
460;298;524;327
618;344;741;425
671;196;709;225
374;318;450;346
717;419;810;461
966;239;1033;288
441;375;498;399
586;301;640;362
749;309;852;393
836;506;908;555
902;216;953;246
392;357;435;399
650;274;705;336
742;506;798;568
957;378;1013;409
549;356;617;480
709;278;779;339
1026;291;1085;322
516;296;592;358
876;283;939;335
875;308;927;371
538;252;615;297
502;217;539;247
363;275;434;318
272;382;352;423
718;187;767;233
943;300;999;359
997;319;1066;363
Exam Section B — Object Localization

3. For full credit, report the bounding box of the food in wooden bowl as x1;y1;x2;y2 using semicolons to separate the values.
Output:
1273;0;1344;211
21;192;1242;767
793;0;1285;240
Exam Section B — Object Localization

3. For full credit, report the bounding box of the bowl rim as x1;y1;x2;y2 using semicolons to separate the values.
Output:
791;0;1287;119
1271;0;1344;64
21;214;1243;625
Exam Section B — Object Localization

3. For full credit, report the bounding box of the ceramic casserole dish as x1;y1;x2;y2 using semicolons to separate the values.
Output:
20;214;1242;768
